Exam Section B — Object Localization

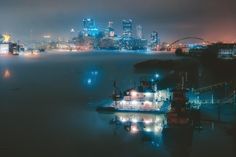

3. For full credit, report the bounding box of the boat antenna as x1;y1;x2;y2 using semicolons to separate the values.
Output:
113;80;117;89
113;80;118;106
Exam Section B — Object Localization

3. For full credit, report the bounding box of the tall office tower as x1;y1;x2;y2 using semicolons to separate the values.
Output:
122;19;133;39
108;21;113;28
136;25;143;39
82;18;99;37
106;21;115;37
151;31;160;45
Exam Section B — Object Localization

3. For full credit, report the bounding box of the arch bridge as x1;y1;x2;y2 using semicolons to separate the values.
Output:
168;37;211;49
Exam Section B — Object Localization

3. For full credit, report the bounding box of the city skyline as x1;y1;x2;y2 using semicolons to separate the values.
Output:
0;0;236;42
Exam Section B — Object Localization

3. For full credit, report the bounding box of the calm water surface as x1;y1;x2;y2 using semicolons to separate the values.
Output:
0;52;235;157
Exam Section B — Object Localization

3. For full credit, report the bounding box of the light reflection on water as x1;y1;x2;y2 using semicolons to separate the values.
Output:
100;110;235;157
109;113;165;147
2;69;11;79
106;112;199;157
82;69;101;87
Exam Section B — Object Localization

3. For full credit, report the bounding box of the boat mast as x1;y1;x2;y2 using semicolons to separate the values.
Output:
113;80;117;106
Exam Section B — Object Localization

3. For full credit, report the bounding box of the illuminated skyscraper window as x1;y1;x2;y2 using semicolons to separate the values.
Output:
136;25;143;39
82;18;99;37
122;19;133;39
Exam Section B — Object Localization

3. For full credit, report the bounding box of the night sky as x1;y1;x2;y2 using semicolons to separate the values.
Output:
0;0;236;42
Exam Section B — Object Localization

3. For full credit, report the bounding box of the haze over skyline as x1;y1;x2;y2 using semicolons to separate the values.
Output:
0;0;236;42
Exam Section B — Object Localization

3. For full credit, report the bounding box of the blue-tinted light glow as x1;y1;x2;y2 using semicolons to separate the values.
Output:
91;71;98;75
87;78;92;85
83;69;101;88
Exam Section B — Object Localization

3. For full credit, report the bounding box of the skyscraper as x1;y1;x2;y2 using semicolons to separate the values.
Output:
105;21;115;38
150;31;160;45
108;21;113;28
136;25;143;39
150;31;160;50
82;18;99;37
122;19;133;39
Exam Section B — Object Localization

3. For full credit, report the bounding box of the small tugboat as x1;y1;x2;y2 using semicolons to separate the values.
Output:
96;80;170;113
166;75;200;126
162;75;200;157
167;87;190;126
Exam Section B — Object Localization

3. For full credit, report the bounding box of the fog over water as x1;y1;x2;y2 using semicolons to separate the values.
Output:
0;52;234;157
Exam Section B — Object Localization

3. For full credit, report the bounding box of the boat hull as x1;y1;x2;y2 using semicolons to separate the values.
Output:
96;106;165;114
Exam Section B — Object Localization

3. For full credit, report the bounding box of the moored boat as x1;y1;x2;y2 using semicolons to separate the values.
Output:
96;80;170;113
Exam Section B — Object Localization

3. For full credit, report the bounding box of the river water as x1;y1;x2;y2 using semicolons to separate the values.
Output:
0;52;235;157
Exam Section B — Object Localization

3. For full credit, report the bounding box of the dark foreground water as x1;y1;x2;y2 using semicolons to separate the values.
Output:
0;52;235;157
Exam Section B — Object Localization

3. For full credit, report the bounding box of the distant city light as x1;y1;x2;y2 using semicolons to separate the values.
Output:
2;34;11;43
43;35;51;39
70;28;75;33
22;51;40;57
